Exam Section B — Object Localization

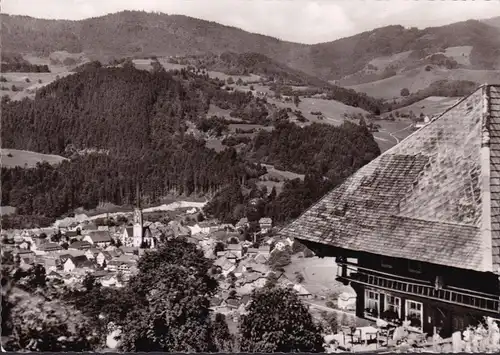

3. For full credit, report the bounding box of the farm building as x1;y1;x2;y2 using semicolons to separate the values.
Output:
278;85;500;338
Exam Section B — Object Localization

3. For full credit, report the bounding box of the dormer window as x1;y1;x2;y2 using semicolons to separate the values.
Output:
408;260;422;274
332;202;348;217
381;256;393;269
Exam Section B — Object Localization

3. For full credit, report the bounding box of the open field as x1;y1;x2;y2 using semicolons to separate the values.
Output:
389;96;460;118
0;206;17;215
346;67;500;99
270;97;369;125
444;46;473;66
134;58;262;83
228;123;273;132
284;256;342;297
0;71;73;100
1;149;68;168
262;164;304;181
207;104;242;121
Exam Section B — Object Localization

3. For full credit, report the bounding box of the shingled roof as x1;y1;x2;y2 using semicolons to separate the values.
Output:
278;84;500;275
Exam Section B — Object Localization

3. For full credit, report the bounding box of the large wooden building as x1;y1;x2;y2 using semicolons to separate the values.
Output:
278;84;500;337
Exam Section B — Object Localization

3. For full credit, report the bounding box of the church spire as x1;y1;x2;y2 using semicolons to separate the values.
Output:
136;181;141;209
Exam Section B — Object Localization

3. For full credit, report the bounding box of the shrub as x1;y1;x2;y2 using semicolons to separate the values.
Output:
400;88;410;97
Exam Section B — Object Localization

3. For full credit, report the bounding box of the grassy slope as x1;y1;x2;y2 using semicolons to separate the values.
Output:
345;66;500;100
1;148;68;168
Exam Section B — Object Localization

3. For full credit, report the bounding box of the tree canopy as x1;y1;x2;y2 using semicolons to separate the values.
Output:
239;287;325;352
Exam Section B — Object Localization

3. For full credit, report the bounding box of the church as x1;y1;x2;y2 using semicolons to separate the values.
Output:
120;186;155;249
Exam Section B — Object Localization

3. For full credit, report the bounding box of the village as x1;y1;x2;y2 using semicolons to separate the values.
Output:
0;203;325;329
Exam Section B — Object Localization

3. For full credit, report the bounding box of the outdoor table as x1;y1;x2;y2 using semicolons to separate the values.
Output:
357;326;379;346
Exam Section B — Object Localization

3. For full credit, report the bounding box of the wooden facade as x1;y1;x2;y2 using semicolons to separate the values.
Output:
277;86;500;337
306;242;500;337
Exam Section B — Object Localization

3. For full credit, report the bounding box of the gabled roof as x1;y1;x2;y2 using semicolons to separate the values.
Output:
67;255;93;268
259;217;272;224
68;241;92;250
124;227;134;237
85;231;112;243
278;84;500;275
38;242;63;251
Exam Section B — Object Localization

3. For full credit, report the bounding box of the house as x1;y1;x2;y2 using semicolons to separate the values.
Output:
210;296;223;309
85;248;100;260
18;240;31;250
197;221;222;234
82;222;98;231
47;270;63;280
246;247;259;256
258;217;273;233
64;230;79;239
37;242;63;253
96;251;113;267
83;231;113;247
187;224;203;236
93;270;111;279
277;85;500;338
20;257;34;269
42;256;59;272
68;241;92;250
257;244;271;257
119;246;138;256
253;253;269;264
236;218;249;230
121;227;134;246
13;249;35;259
101;275;120;288
293;284;313;299
226;243;244;259
214;257;237;276
106;255;138;274
63;255;94;273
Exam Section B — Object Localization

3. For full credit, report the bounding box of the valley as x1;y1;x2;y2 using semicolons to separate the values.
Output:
2;7;500;354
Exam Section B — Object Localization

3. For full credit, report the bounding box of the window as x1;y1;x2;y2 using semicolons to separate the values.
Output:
408;260;422;274
382;294;401;320
364;289;380;319
405;300;423;331
381;256;393;269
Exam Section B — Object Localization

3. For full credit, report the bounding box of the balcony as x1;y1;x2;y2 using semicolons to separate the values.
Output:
337;263;499;314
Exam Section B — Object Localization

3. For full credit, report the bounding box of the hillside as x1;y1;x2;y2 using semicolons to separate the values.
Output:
1;66;380;225
169;52;330;88
1;11;304;63
3;11;500;82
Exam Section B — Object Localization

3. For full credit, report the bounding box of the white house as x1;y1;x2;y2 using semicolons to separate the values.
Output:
258;218;273;233
63;255;93;273
96;251;113;267
121;227;135;246
83;231;113;248
188;224;203;236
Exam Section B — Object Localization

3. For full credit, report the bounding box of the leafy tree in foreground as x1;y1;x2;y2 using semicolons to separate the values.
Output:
239;287;324;352
212;313;235;351
4;286;99;352
115;239;219;352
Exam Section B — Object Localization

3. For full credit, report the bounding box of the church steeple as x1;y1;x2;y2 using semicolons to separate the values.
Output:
133;182;144;247
136;181;141;209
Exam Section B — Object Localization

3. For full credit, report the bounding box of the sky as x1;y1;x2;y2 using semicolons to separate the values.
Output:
3;0;500;44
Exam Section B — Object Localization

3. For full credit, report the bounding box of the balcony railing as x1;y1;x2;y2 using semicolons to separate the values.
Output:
337;263;499;314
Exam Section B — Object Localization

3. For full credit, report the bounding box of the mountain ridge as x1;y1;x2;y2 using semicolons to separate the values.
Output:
3;11;500;81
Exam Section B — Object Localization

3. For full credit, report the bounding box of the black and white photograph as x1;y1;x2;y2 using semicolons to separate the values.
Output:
1;0;500;352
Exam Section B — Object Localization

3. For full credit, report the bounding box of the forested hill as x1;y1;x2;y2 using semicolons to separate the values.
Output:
1;65;261;155
1;66;380;226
